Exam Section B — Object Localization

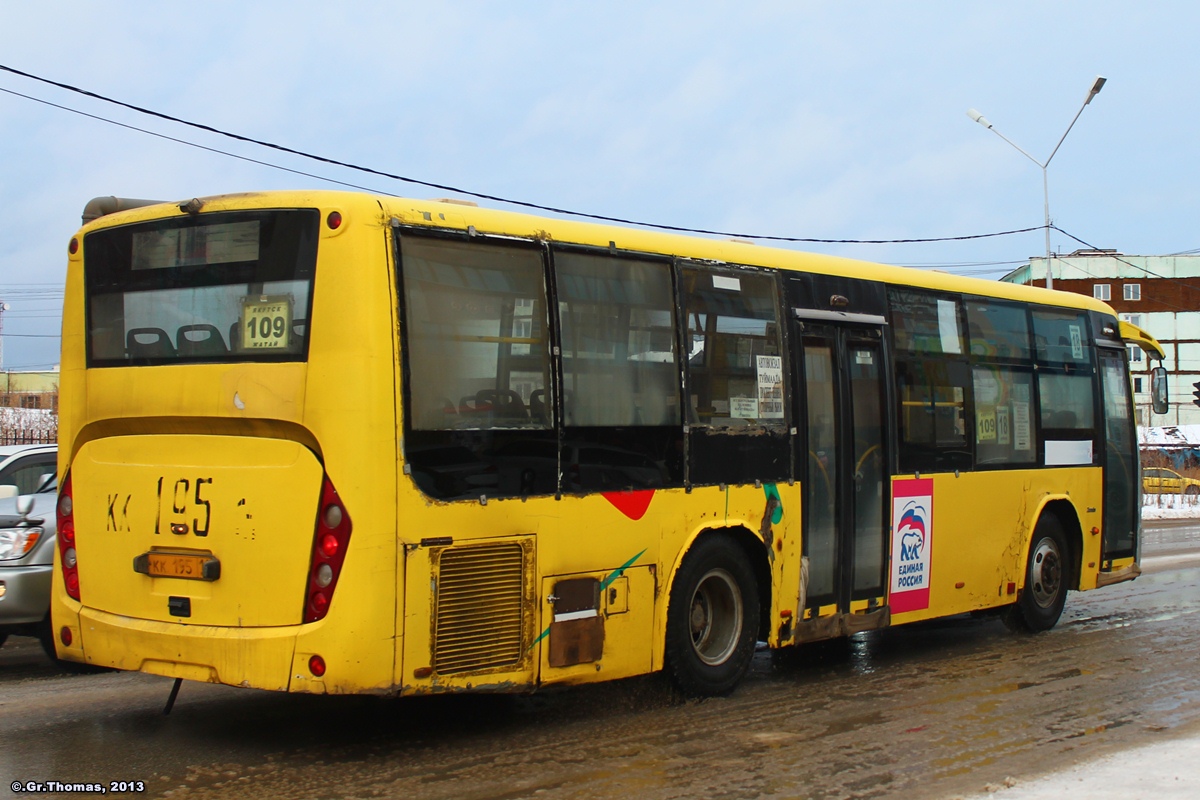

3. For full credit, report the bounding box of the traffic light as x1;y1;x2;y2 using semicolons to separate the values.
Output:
1192;381;1200;408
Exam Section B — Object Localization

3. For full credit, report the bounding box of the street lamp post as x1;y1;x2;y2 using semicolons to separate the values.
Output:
968;76;1107;290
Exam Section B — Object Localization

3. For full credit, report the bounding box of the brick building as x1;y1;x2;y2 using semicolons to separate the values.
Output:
0;369;59;412
1001;250;1200;426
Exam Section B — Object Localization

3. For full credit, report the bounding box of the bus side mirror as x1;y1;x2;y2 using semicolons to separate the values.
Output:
1151;365;1169;415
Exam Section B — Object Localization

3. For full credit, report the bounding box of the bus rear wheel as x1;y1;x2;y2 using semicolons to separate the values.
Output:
665;536;759;696
1006;515;1069;633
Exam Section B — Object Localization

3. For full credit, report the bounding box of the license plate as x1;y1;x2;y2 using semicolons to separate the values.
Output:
133;551;221;581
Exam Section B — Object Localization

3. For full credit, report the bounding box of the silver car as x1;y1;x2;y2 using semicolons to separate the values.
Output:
0;444;59;659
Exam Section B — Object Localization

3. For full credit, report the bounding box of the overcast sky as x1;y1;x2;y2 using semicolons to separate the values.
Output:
1;2;1196;370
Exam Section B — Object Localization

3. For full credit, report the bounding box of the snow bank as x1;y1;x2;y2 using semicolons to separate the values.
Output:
1142;494;1200;519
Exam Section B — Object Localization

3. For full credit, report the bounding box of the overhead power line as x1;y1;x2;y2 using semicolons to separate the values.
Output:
1052;226;1174;282
1049;225;1200;316
0;62;1044;246
0;85;389;196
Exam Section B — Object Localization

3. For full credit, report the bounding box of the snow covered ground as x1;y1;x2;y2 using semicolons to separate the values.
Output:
957;733;1200;799
1141;495;1200;520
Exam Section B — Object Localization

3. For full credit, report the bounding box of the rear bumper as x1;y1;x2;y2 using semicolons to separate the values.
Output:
0;564;52;628
75;607;301;691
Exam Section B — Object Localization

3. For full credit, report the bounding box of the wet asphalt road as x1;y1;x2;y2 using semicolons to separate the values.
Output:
2;521;1199;800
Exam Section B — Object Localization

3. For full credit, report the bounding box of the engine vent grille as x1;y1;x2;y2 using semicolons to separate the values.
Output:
433;543;525;675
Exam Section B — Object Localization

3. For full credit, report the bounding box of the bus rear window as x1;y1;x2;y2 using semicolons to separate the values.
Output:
83;209;319;366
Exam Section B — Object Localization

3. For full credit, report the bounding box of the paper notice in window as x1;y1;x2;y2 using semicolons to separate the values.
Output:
757;355;785;419
1014;402;1031;451
730;397;758;418
938;300;961;354
1069;325;1084;360
977;409;997;442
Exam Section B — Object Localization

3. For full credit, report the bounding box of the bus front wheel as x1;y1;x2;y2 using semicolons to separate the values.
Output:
1006;515;1069;633
665;536;759;696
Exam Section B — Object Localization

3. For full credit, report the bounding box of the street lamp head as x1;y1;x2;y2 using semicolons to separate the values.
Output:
967;76;1106;292
967;108;992;128
1085;75;1107;105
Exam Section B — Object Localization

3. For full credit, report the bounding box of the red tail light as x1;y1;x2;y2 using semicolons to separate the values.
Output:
304;475;352;622
57;472;80;600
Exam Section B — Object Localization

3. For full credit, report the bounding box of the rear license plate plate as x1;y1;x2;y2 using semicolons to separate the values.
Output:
133;551;221;582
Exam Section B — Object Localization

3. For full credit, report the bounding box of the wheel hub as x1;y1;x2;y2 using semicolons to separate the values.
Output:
1030;537;1063;609
688;568;743;666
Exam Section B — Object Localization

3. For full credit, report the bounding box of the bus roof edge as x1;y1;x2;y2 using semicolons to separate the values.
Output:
81;196;164;224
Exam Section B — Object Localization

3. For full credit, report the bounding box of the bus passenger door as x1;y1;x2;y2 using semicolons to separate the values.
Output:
795;317;890;638
1098;347;1138;567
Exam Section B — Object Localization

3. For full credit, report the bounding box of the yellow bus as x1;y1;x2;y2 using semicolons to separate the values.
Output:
50;191;1166;696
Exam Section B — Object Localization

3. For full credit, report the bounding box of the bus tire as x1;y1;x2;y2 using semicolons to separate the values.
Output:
37;616;59;662
664;536;759;696
1006;515;1069;633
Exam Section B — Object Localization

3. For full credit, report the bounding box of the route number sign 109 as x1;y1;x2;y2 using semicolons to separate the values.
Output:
239;295;293;350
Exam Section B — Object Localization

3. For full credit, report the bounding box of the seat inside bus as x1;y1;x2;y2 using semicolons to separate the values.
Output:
471;389;528;422
126;327;176;358
176;324;229;356
529;389;548;423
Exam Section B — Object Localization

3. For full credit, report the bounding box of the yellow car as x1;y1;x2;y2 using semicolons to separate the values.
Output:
1142;467;1200;496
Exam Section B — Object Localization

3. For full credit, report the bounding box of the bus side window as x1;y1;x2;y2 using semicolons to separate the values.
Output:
682;269;785;429
554;249;684;491
399;234;556;501
965;300;1035;467
401;237;550;433
972;366;1035;466
556;251;679;428
966;300;1030;362
889;289;973;474
682;265;789;486
1033;310;1097;466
